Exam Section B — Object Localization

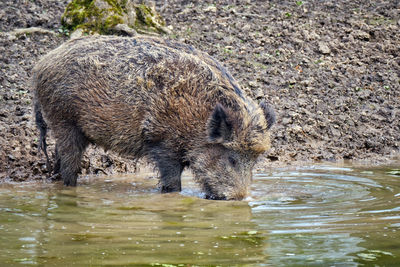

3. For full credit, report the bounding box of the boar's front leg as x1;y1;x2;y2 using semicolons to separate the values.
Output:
149;145;184;193
159;159;184;193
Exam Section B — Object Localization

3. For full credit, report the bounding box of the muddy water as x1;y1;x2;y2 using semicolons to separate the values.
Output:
0;164;399;266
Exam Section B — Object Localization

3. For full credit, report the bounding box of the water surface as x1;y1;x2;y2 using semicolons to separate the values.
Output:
1;164;399;266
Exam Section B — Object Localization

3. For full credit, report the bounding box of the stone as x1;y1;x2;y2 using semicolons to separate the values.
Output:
62;0;170;36
352;30;370;40
318;42;331;54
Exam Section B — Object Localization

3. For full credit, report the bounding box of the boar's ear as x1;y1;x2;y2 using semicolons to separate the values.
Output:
207;103;233;143
260;100;276;130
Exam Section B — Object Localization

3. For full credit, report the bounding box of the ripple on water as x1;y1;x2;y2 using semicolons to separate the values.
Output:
249;165;398;235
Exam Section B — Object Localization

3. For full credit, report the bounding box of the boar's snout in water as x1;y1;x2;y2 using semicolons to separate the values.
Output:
32;35;275;200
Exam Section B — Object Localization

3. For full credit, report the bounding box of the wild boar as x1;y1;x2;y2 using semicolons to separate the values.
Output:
32;35;275;200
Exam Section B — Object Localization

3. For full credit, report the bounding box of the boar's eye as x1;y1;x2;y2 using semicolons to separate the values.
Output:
228;156;237;167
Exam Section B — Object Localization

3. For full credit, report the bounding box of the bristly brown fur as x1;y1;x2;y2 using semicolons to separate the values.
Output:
32;35;275;199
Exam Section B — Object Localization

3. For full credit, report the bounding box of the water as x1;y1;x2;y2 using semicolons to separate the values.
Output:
0;164;399;266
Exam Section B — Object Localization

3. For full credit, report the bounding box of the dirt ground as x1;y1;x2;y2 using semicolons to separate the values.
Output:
1;0;399;182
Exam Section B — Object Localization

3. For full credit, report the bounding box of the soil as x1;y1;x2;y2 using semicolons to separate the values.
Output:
1;0;399;182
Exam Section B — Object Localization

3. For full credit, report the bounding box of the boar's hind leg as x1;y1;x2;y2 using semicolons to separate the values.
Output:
150;147;184;193
55;124;89;186
50;144;61;179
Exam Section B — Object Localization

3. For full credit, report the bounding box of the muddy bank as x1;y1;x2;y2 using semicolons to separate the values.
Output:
0;0;399;181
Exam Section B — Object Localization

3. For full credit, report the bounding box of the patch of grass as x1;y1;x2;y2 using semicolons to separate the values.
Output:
223;47;233;54
296;1;303;6
251;61;267;70
366;17;395;26
57;26;70;36
17;90;28;96
314;59;323;64
185;26;192;36
223;4;235;11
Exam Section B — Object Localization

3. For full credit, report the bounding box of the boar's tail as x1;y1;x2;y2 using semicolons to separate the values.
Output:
34;101;52;173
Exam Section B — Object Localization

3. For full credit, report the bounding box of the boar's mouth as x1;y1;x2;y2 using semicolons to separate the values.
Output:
205;194;227;200
201;180;247;201
202;180;247;201
202;182;227;201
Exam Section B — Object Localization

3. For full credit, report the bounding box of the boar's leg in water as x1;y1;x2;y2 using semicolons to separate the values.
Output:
54;124;89;186
149;144;186;192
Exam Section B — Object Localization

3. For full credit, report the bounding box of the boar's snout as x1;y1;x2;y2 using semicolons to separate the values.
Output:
205;189;248;201
201;178;250;201
206;194;227;200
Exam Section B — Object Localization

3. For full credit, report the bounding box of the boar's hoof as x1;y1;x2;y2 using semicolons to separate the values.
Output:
49;173;62;181
161;185;181;193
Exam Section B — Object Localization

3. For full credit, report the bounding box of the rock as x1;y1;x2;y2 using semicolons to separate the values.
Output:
242;24;251;32
248;81;258;88
291;125;303;134
351;30;370;40
62;0;170;36
282;117;292;125
318;42;331;54
134;3;171;34
330;125;341;137
10;27;56;37
8;154;16;161
302;30;319;41
70;28;84;39
254;88;264;99
204;5;217;13
113;24;137;36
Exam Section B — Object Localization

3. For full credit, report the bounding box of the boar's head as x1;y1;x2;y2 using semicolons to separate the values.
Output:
190;100;275;200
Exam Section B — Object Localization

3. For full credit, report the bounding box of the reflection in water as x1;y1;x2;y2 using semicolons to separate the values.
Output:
0;173;264;266
0;164;399;266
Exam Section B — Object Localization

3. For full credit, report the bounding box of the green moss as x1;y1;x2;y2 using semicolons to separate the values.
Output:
62;0;102;33
103;14;124;32
62;0;169;35
134;4;168;34
104;0;123;15
62;0;92;28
